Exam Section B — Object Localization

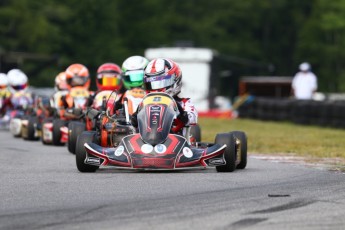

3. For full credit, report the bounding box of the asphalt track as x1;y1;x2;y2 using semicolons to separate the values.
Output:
0;130;345;230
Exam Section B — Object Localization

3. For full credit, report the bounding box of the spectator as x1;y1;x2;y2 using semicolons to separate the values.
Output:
292;62;317;100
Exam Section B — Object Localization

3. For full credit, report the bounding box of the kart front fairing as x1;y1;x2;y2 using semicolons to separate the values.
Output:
84;133;226;169
137;94;177;146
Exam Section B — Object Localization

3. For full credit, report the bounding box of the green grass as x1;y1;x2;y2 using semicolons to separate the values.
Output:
198;117;345;159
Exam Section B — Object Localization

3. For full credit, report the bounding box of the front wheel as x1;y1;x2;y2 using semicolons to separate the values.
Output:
215;133;236;172
76;131;99;173
68;121;86;154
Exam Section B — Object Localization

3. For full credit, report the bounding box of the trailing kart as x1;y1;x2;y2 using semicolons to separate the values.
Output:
21;96;55;141
67;90;118;154
68;88;149;154
9;91;34;137
41;86;90;146
76;92;247;172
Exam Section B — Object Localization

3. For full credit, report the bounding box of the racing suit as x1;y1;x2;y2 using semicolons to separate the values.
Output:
113;87;146;115
0;88;12;116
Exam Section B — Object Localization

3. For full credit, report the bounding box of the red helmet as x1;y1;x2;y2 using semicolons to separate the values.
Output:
144;58;182;96
96;63;122;91
65;64;90;89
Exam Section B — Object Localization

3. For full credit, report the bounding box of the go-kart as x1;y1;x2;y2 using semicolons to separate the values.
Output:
41;86;90;146
76;92;247;172
21;96;56;141
9;91;34;137
67;90;118;154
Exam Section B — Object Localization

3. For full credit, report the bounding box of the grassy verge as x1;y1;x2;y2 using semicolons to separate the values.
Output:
198;117;345;159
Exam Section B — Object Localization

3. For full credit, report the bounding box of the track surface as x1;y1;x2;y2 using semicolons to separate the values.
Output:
1;130;345;230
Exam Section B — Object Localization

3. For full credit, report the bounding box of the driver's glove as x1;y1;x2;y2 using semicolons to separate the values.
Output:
131;111;138;127
177;111;189;125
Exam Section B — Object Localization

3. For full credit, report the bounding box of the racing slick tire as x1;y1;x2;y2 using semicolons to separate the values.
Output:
231;131;247;169
68;121;86;154
190;124;202;142
52;119;66;146
76;131;99;173
215;133;236;172
25;116;39;141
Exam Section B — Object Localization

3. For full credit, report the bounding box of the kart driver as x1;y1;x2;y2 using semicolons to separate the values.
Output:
92;62;123;111
7;69;34;110
52;71;69;115
0;73;12;116
59;63;91;119
113;55;148;115
131;58;198;133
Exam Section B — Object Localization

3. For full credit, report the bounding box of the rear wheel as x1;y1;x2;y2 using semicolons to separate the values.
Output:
76;131;99;173
68;121;86;154
190;124;202;142
231;131;247;169
26;116;39;141
52;119;66;146
215;133;236;172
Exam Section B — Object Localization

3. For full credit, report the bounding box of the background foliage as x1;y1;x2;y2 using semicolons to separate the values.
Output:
1;0;345;93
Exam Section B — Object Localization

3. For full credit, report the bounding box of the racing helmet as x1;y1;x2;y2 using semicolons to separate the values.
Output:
7;69;28;92
299;62;311;72
121;56;149;89
54;72;69;91
65;63;90;89
0;73;8;89
96;63;122;91
144;58;182;97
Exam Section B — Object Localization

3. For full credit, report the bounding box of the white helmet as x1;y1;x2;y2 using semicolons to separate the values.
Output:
121;56;149;89
299;62;311;72
7;69;28;92
0;73;8;88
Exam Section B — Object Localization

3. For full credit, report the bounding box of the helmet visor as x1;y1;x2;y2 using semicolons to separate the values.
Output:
67;76;88;87
123;70;144;83
12;84;27;90
144;74;175;91
97;73;121;87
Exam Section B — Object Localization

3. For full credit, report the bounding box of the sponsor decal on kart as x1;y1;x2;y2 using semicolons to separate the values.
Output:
141;144;153;154
60;126;68;143
115;146;125;156
154;144;166;154
208;158;225;166
183;147;193;158
43;127;52;141
86;157;100;164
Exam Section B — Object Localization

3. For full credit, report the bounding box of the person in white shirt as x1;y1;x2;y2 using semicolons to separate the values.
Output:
292;62;317;100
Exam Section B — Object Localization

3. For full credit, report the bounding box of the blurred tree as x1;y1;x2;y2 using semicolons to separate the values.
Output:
0;0;70;86
0;0;344;94
296;0;345;92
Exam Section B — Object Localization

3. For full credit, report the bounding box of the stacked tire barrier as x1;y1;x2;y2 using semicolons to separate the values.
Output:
238;97;345;128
